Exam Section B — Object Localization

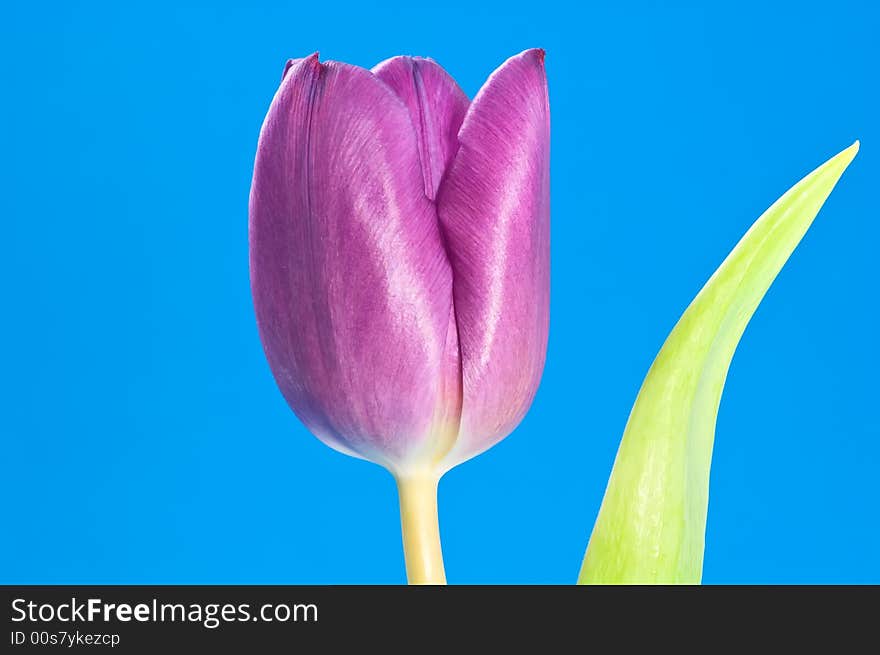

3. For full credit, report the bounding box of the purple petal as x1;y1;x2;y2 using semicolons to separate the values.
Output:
281;56;312;81
249;55;459;470
372;56;469;200
436;49;550;466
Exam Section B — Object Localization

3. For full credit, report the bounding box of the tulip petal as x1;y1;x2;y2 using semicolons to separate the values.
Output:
372;57;469;200
435;49;550;466
249;55;458;470
281;56;306;81
578;142;860;584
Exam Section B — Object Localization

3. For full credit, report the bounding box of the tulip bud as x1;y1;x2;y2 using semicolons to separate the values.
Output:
249;49;550;583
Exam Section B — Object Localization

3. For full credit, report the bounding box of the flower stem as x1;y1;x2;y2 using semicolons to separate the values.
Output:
396;473;446;584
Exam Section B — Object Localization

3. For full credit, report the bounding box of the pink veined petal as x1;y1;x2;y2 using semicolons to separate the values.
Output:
249;54;456;470
372;56;470;200
372;55;470;464
435;48;551;467
281;56;306;81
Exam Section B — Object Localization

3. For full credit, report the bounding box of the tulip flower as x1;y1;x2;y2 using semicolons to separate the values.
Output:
249;49;550;584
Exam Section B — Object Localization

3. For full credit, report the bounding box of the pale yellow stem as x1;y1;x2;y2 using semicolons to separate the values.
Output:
396;474;446;585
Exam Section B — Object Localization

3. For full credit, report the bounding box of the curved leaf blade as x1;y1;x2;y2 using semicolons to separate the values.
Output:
578;142;860;584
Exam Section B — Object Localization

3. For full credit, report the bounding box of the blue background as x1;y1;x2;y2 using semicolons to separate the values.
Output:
2;1;877;583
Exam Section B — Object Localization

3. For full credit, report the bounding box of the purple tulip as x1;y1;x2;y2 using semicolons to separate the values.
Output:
249;49;550;583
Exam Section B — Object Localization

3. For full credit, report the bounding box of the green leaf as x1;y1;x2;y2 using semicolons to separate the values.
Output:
578;142;860;584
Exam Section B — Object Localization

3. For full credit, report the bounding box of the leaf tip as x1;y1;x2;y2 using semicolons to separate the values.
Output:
838;139;860;166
